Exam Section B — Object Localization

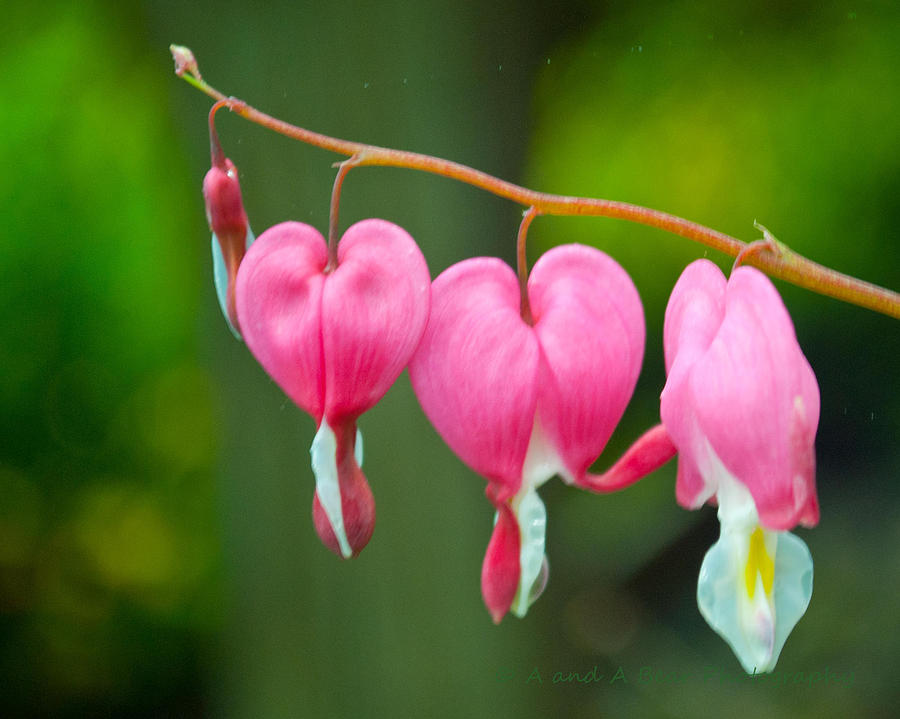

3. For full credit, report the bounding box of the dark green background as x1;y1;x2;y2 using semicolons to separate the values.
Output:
2;1;898;716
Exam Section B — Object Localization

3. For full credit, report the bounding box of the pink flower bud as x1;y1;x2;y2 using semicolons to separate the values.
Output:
203;158;252;336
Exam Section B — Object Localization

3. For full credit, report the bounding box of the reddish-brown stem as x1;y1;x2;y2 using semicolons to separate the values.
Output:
171;46;900;320
208;99;230;170
517;208;539;325
327;157;360;271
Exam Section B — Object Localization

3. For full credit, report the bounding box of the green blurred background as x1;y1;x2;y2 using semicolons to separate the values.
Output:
2;1;898;716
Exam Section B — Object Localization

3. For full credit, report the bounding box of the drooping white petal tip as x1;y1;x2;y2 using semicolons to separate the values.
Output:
310;420;354;559
212;226;254;340
510;487;548;618
697;526;813;673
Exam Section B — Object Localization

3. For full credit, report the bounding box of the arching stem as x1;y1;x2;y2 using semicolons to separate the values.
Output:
171;45;900;320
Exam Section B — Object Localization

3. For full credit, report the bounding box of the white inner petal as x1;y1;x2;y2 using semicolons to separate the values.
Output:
211;226;254;340
520;414;564;490
698;530;767;673
354;427;363;468
705;439;759;530
509;417;563;618
510;487;547;618
696;443;814;673
769;531;814;667
309;419;354;559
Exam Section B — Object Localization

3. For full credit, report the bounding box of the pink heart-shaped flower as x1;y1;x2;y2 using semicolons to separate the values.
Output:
409;243;645;620
236;218;431;556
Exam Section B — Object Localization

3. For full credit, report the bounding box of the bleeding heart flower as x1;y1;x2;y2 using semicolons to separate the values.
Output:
409;244;651;622
203;156;254;339
660;259;820;673
235;218;431;558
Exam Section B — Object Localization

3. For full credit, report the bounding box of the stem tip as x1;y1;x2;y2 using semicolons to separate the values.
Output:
170;45;201;79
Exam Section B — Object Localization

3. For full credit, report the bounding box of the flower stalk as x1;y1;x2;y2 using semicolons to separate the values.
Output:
517;207;539;325
171;45;900;320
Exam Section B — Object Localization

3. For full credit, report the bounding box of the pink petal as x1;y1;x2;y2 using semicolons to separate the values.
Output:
235;222;327;420
660;260;728;509
322;219;431;424
481;501;521;624
203;158;249;246
579;424;677;493
204;159;250;332
528;244;645;484
662;259;727;374
409;258;539;493
690;267;819;529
